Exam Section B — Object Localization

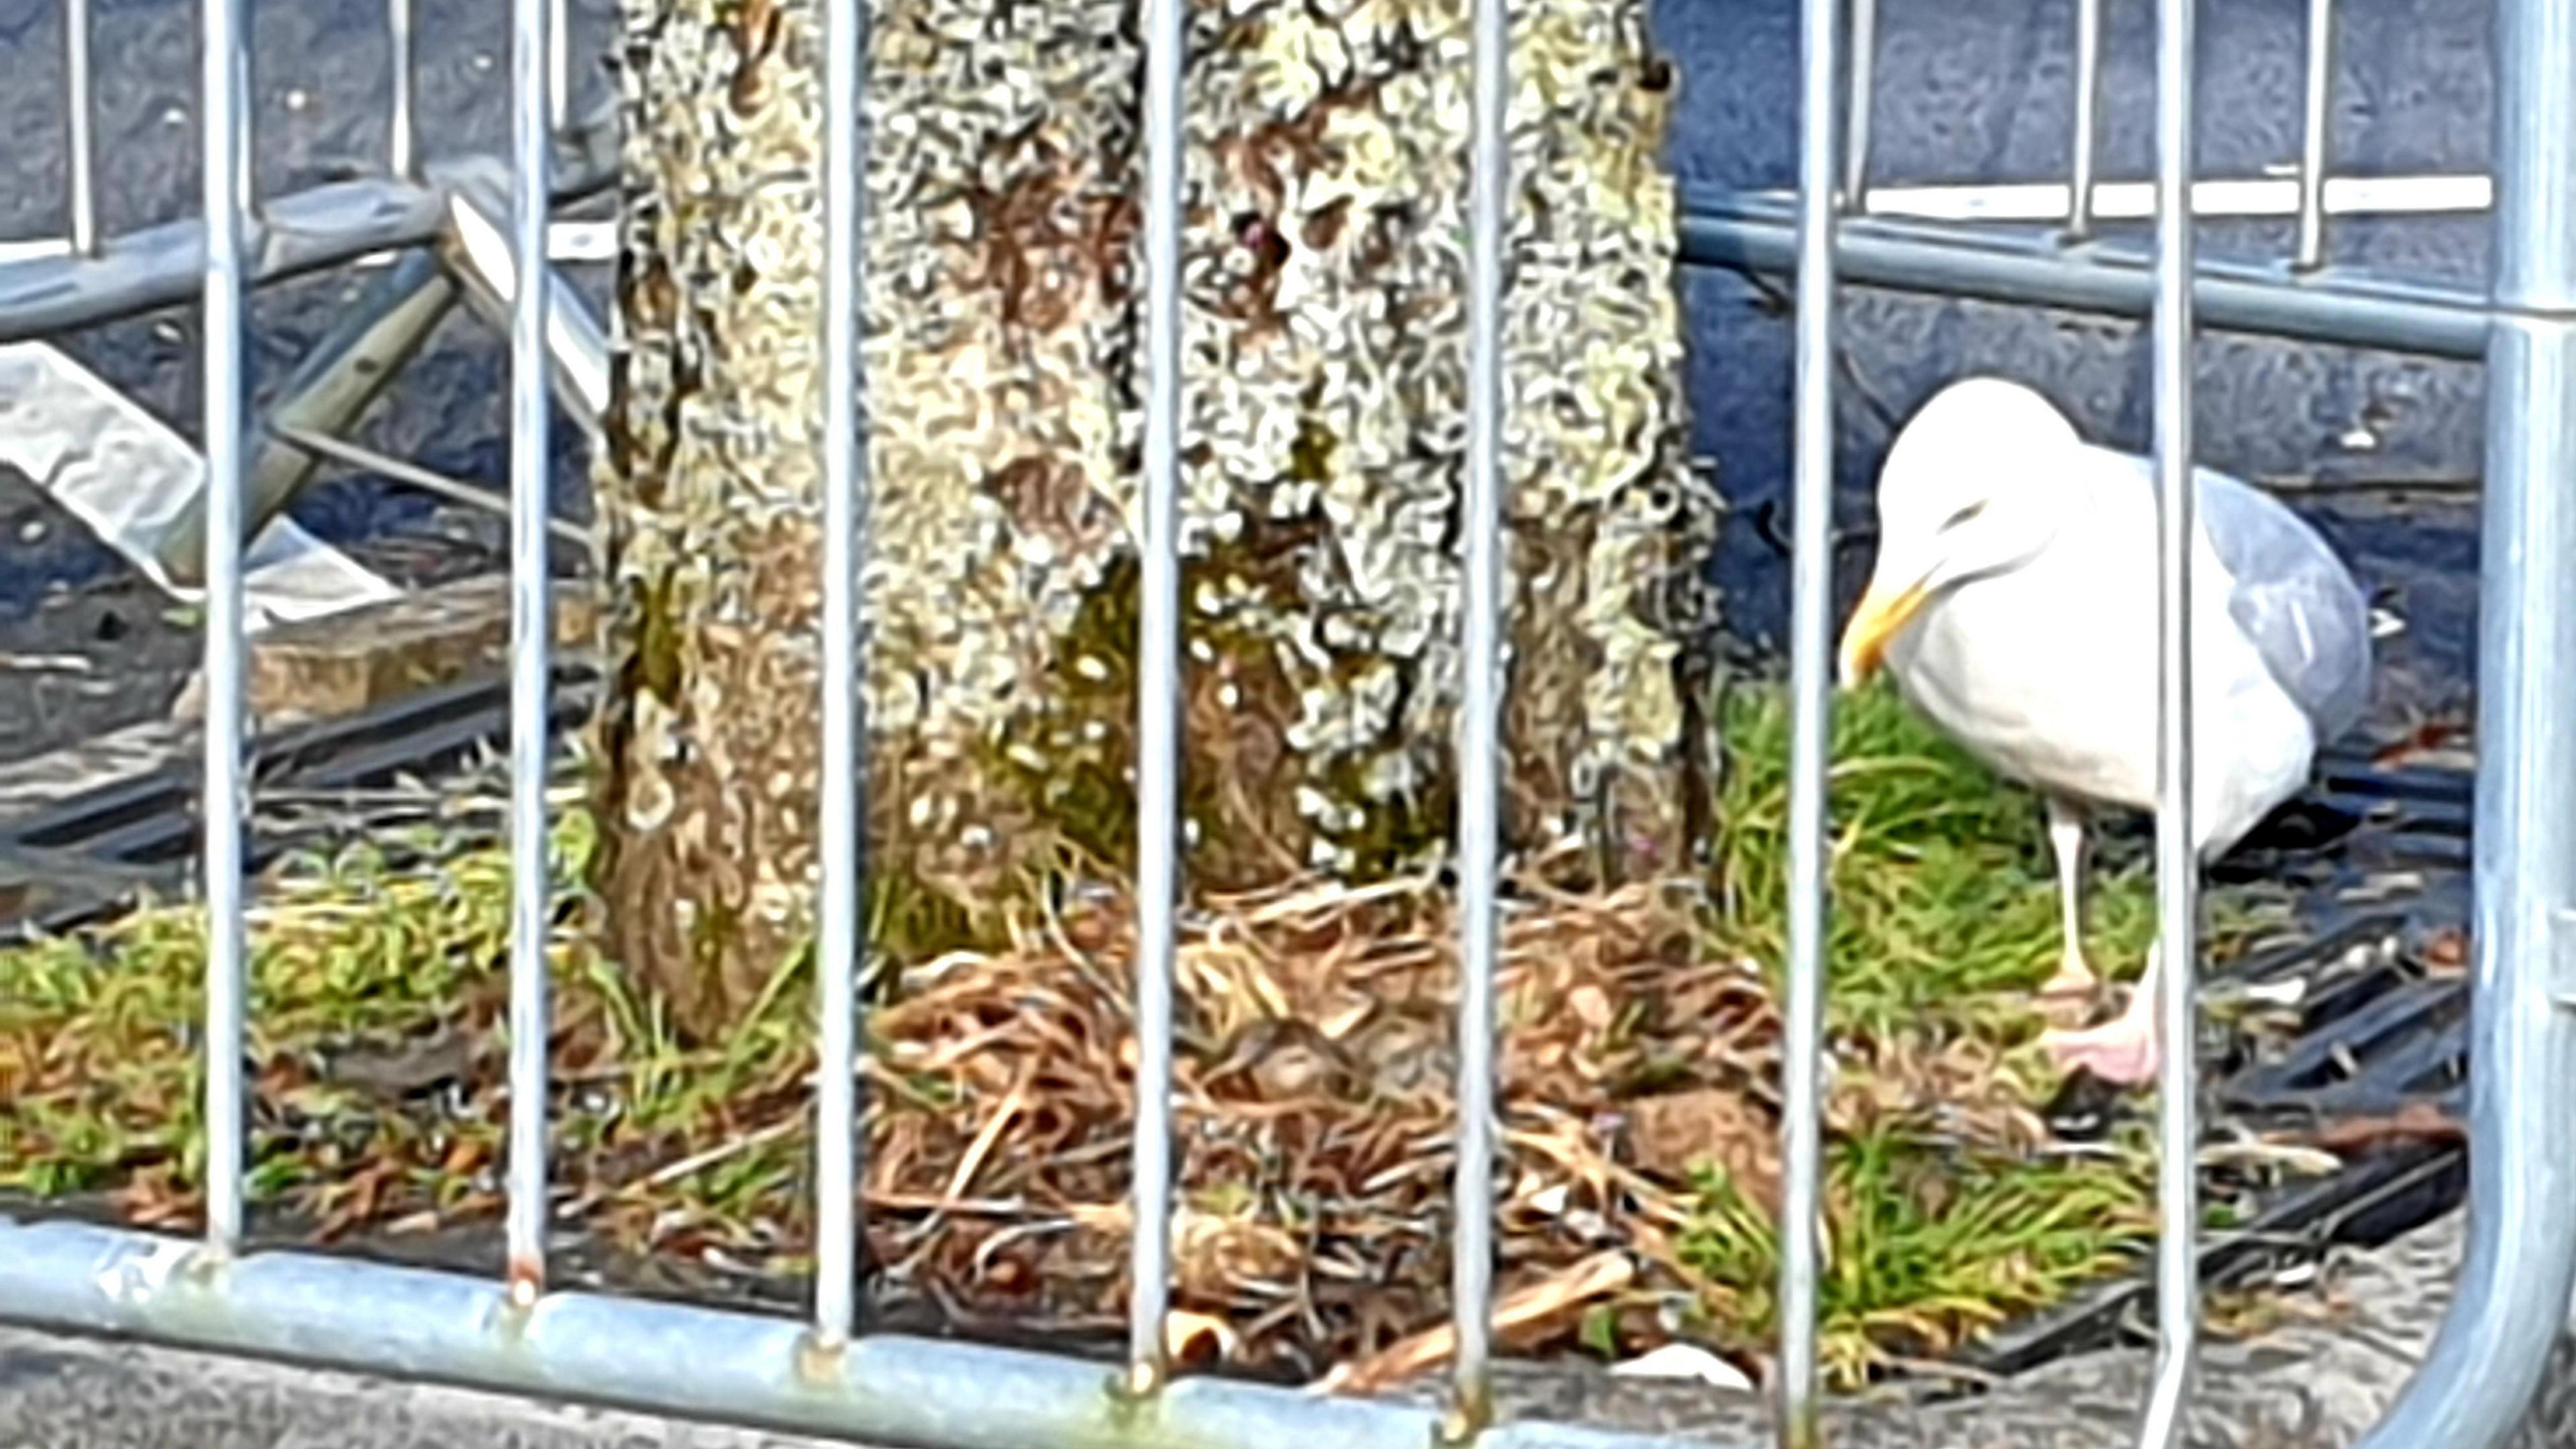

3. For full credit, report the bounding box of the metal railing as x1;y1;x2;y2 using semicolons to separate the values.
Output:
1;0;2573;1446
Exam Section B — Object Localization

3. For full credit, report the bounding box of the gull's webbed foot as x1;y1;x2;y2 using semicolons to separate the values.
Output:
2037;945;2096;1001
2038;1002;2159;1087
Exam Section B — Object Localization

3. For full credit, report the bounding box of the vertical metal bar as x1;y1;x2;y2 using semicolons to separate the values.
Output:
1125;0;1184;1393
1841;0;1876;211
2351;0;2576;1434
1447;0;1507;1428
237;52;254;223
811;0;868;1352
549;0;570;133
2137;0;2200;1438
388;0;416;176
198;0;252;1260
66;0;97;255
2068;0;2103;235
2293;0;2336;270
502;0;556;1311
1780;0;1838;1442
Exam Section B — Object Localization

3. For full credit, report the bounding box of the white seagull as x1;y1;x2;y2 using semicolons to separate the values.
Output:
1834;376;2374;1087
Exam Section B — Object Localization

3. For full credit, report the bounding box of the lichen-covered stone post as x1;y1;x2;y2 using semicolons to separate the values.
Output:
587;0;1723;1042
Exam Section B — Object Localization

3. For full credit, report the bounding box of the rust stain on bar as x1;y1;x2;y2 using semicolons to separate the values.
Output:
506;1252;545;1311
792;1328;851;1387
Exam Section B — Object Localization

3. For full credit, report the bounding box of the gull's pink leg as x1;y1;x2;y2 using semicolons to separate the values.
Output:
2038;945;2163;1086
2037;798;2096;1000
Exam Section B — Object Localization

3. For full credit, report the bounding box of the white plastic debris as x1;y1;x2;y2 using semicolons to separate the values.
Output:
1607;1342;1756;1391
0;341;400;630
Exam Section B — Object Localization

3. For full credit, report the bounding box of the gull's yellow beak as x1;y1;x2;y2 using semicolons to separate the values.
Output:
1835;576;1931;689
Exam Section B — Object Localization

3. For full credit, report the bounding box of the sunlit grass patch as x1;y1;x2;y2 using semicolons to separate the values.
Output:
1709;680;2180;1038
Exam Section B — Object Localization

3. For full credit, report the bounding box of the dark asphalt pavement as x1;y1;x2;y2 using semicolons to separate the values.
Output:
0;0;622;616
0;0;2500;730
1654;0;2493;721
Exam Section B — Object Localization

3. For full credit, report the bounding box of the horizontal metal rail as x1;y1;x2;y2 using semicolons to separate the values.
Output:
0;112;614;344
0;222;614;270
1678;189;2492;360
4;180;2493;366
1835;172;2489;225
0;1217;1682;1449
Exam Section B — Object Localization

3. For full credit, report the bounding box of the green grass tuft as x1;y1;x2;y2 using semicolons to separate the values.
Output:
1678;1126;2157;1385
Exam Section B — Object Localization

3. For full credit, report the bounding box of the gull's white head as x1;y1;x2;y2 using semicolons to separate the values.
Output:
1837;376;2085;688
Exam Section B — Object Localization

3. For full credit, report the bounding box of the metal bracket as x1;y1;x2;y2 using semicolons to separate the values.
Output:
151;247;461;588
435;158;613;432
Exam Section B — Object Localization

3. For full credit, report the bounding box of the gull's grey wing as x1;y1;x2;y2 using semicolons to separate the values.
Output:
2196;466;2375;745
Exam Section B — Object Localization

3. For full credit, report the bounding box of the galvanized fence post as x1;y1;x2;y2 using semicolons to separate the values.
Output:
2065;0;2102;235
1448;0;1510;1432
501;0;558;1310
1125;0;1187;1399
197;0;256;1265
2139;0;2201;1436
812;0;870;1354
1780;0;1839;1442
2348;0;2576;1436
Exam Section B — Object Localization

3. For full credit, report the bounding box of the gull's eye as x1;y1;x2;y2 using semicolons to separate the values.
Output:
1940;499;1988;531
